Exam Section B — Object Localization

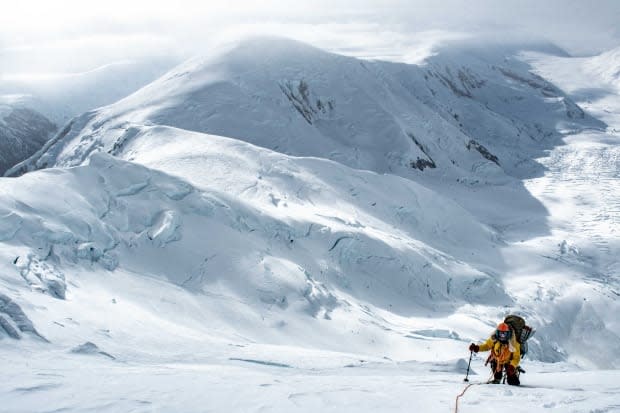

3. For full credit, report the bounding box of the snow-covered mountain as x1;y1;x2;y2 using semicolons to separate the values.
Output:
7;37;602;181
585;46;620;89
0;57;177;175
0;105;56;174
0;57;178;125
1;37;619;412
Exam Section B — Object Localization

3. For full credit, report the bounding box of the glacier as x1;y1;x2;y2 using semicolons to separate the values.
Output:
0;37;619;412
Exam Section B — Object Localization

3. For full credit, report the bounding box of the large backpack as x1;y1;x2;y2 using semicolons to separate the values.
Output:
504;315;535;357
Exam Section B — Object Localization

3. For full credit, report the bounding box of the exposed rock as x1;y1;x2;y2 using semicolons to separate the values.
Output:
466;139;500;166
0;292;47;341
70;341;116;359
0;106;57;174
408;133;437;170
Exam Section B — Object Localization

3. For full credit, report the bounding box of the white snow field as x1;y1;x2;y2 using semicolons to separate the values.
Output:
1;37;619;412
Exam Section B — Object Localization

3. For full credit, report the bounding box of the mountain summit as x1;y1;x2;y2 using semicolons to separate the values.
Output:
8;37;601;181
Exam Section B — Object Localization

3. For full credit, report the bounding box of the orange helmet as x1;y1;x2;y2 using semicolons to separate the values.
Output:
497;322;510;332
495;322;512;342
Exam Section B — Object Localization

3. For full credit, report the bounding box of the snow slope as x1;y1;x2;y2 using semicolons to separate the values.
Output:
2;347;620;413
524;46;620;130
508;47;620;369
1;37;619;412
0;131;506;348
585;46;620;91
2;126;618;412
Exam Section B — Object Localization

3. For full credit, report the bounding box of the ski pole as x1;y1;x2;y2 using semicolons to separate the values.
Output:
464;351;473;382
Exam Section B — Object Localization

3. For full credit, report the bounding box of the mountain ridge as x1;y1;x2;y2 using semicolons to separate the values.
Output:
7;36;602;182
1;37;618;374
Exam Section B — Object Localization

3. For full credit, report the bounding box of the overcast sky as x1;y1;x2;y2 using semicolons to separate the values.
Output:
1;0;619;77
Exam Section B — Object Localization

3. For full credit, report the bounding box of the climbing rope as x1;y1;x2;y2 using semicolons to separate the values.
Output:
454;372;495;412
454;383;481;413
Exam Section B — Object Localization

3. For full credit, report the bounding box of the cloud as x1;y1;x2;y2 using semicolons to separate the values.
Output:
1;0;619;79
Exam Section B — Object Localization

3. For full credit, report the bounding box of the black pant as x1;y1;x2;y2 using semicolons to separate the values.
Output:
490;361;520;385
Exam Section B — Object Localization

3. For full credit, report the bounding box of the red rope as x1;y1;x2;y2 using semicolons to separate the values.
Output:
454;383;478;413
455;372;494;412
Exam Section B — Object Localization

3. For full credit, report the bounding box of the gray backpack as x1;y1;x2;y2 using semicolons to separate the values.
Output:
504;315;535;357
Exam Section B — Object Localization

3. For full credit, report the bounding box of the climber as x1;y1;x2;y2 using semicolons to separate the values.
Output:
469;322;521;385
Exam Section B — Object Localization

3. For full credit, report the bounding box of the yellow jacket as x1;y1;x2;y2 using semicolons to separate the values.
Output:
478;334;521;368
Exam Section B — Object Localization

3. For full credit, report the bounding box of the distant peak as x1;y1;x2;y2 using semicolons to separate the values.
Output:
433;35;570;59
219;35;331;60
231;35;317;49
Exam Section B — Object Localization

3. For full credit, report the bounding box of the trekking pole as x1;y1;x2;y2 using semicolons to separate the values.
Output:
464;351;473;382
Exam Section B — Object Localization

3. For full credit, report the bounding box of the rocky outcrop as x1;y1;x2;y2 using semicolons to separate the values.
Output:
0;106;56;174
